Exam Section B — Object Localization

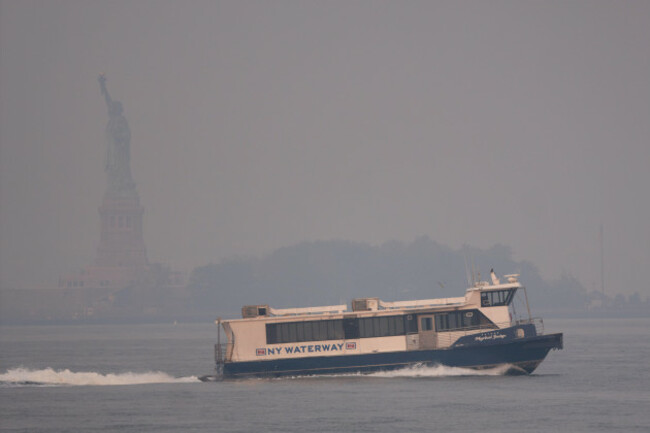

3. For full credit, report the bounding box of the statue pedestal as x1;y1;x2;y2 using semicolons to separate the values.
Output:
95;192;148;269
58;190;148;291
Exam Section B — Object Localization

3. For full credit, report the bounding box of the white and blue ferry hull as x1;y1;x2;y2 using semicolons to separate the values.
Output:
222;325;563;378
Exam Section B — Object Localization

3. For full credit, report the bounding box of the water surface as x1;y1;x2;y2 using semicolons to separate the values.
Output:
1;319;648;432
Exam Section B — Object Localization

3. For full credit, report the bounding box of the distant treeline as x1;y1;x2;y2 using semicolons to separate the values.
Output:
2;237;647;325
186;237;594;318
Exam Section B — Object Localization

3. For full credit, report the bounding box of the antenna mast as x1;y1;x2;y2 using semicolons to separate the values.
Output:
464;254;471;287
600;224;605;295
471;255;477;286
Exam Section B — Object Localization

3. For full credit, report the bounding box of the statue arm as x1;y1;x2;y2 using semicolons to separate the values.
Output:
98;74;112;109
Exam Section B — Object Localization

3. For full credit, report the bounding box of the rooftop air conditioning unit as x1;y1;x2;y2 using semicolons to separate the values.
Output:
351;298;379;312
241;305;269;318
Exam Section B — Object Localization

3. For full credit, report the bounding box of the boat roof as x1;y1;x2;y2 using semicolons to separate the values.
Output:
224;274;522;323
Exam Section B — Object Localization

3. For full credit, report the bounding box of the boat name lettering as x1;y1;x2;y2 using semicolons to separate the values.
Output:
256;343;353;356
474;333;507;342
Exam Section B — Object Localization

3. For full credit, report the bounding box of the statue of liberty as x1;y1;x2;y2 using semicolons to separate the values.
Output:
98;74;136;195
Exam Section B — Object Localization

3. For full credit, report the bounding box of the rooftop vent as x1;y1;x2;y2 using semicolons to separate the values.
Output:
351;298;379;312
241;305;269;318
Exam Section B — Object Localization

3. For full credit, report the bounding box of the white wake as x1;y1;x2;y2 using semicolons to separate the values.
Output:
367;363;512;378
281;363;512;380
0;367;199;386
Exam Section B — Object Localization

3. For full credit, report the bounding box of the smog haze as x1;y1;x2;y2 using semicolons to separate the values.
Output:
1;0;649;298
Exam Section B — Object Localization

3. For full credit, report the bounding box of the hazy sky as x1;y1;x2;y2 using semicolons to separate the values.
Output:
1;1;648;296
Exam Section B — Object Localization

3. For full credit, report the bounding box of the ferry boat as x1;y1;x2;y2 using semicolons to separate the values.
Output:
209;271;563;379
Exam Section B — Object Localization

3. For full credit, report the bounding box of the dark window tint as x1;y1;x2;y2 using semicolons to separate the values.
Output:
267;315;410;344
405;314;418;334
481;289;516;307
434;309;493;332
343;318;359;339
357;316;406;338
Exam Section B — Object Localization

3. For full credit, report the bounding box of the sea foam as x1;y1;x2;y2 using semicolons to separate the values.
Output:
0;367;199;386
279;363;512;380
367;363;512;378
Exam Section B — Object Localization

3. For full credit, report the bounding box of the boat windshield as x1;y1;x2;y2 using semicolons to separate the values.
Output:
480;288;516;307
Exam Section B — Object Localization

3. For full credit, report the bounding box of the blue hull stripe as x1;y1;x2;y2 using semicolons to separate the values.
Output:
223;332;563;378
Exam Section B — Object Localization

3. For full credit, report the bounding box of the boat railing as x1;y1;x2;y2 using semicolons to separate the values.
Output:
214;343;228;372
515;317;544;335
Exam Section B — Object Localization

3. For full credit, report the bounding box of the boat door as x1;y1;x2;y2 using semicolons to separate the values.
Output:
418;314;437;350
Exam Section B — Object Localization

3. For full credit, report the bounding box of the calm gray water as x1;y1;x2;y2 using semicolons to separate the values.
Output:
1;318;648;432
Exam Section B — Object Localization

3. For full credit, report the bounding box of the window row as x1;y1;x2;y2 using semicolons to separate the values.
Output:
266;319;344;344
107;215;133;229
266;315;419;344
358;316;408;338
266;310;494;344
480;289;516;307
434;310;486;332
